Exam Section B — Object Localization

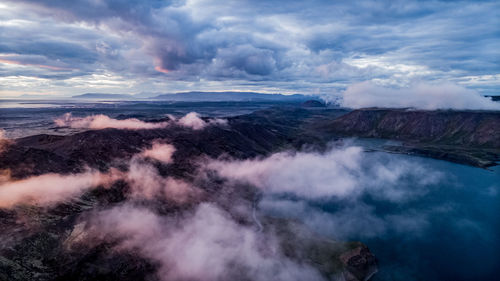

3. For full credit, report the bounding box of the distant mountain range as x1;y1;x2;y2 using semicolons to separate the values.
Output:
72;91;316;102
152;91;314;102
72;93;135;99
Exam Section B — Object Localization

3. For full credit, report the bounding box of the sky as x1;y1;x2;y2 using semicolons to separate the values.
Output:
0;0;498;97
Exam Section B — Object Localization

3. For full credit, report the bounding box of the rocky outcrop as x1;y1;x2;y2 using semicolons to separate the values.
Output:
316;108;500;148
301;100;326;107
340;246;378;281
312;108;500;167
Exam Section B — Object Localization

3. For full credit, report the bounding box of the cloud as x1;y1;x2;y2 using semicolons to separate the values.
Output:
177;112;228;130
83;203;326;281
54;113;170;130
177;112;207;130
2;0;499;96
206;145;441;201
54;112;227;131
140;141;176;164
204;144;444;241
0;137;330;279
126;157;201;203
0;140;200;207
0;169;121;208
342;81;500;110
259;198;430;240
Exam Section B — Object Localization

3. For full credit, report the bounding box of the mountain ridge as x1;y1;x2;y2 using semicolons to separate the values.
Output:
152;91;315;102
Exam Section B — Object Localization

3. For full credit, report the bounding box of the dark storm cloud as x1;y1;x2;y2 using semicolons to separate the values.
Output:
1;0;499;94
8;0;215;73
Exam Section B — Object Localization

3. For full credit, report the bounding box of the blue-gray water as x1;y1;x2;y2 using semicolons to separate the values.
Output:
261;152;500;281
366;155;499;280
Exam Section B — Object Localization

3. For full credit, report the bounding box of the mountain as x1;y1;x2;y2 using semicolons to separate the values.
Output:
301;100;326;107
72;93;135;99
16;94;66;99
132;92;159;98
152;91;316;102
312;108;500;167
315;108;500;147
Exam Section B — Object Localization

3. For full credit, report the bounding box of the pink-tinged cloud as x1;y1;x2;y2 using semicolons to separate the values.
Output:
153;57;170;74
0;58;72;71
54;113;170;130
140;141;176;164
178;112;207;130
0;169;122;208
154;65;170;74
206;145;442;201
0;140;199;208
126;158;201;203
54;112;227;131
178;112;228;130
83;203;325;281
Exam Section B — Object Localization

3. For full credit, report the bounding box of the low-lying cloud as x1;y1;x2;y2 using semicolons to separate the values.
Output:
54;113;170;130
259;198;431;240
177;112;228;130
126;158;201;203
207;145;441;201
342;81;500;110
140;141;176;164
205;144;444;240
0;137;327;280
0;169;121;208
177;112;208;130
0;141;200;208
0;135;452;279
54;112;227;130
82;203;326;281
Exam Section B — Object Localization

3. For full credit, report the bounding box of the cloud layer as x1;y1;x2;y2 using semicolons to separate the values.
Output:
126;157;201;203
83;203;325;281
207;145;441;200
140;141;176;164
0;138;335;280
0;0;498;96
342;81;500;110
54;113;170;129
0;141;198;208
0;135;467;280
54;112;227;130
0;169;121;208
206;144;444;240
